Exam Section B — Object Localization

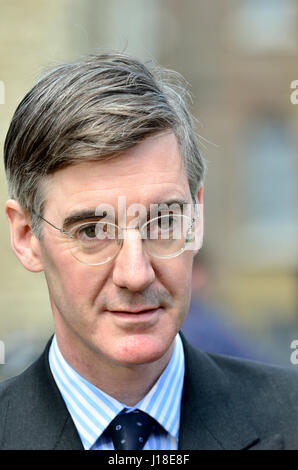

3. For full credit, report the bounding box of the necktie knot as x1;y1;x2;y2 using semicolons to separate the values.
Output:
106;409;157;450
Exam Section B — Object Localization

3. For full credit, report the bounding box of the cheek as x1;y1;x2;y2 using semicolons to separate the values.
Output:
62;268;108;311
165;255;193;292
173;255;193;313
42;242;108;312
155;254;193;315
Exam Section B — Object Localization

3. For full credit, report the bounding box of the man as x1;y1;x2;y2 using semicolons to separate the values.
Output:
1;53;298;450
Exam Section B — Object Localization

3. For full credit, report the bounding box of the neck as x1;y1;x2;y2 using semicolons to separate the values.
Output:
54;330;175;407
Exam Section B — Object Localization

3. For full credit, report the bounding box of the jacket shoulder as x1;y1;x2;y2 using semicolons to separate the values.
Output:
182;331;298;389
181;334;298;447
0;351;49;423
206;349;298;393
0;338;80;450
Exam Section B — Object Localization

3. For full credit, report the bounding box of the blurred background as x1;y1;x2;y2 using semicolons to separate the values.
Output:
0;0;297;381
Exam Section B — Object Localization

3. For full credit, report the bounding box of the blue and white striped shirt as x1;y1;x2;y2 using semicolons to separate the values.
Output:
49;333;185;450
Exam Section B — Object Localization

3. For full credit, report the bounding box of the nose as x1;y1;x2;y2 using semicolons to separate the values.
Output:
112;228;155;292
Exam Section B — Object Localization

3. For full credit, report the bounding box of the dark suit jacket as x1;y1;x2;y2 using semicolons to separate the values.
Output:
1;333;298;450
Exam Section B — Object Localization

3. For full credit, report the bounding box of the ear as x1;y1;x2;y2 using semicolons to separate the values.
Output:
187;185;204;254
5;199;44;272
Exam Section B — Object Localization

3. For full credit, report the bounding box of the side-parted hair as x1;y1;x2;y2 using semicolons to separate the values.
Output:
4;53;206;236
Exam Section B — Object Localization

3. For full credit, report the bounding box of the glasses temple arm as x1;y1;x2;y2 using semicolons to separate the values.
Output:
31;210;67;234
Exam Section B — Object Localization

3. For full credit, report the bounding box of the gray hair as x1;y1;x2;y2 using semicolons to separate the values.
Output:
4;53;206;237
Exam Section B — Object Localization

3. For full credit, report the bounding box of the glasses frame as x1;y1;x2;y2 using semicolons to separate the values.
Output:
31;209;199;266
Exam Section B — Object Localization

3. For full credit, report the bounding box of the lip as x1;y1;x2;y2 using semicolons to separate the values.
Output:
108;307;160;314
105;307;162;321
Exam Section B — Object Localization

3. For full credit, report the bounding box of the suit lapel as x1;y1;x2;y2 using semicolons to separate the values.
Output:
37;341;84;450
2;339;83;450
53;416;84;450
178;334;260;450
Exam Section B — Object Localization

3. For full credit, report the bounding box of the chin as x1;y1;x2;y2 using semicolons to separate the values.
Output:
111;333;173;366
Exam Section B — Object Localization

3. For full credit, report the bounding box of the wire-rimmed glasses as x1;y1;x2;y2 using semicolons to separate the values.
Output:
32;211;199;266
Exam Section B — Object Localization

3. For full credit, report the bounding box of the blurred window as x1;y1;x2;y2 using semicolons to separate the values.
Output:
237;114;297;266
223;0;297;54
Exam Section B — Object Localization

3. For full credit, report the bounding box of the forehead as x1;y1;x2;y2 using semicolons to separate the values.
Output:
44;132;191;217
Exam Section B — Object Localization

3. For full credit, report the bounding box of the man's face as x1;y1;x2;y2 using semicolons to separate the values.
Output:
38;132;201;367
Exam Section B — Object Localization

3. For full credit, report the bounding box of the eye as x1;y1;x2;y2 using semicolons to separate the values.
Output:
73;222;116;243
153;214;176;232
143;214;175;238
76;223;98;240
157;214;175;229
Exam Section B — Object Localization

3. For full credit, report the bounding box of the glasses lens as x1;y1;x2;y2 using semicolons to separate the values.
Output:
141;214;194;258
68;221;120;265
66;215;195;265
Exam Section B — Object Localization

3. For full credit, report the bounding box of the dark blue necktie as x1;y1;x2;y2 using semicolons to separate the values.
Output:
106;409;157;450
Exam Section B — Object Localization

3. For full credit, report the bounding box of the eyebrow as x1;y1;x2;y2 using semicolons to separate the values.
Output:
62;210;100;231
62;198;191;231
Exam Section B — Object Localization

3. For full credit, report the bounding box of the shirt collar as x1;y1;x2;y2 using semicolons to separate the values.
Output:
49;333;185;449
